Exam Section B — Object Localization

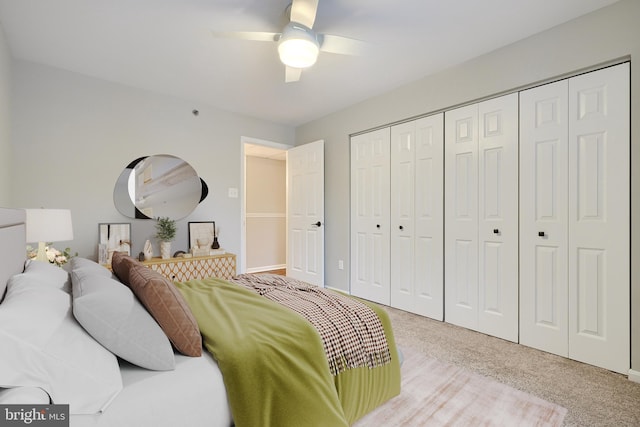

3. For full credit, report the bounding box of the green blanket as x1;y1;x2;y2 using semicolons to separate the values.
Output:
175;278;400;427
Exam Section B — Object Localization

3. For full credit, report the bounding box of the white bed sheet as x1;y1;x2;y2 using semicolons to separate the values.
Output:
70;352;232;427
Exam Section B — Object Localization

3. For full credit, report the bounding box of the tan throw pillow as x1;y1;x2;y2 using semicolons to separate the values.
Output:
112;253;202;357
110;252;139;285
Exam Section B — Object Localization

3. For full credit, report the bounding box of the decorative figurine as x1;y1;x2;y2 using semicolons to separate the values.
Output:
143;239;153;261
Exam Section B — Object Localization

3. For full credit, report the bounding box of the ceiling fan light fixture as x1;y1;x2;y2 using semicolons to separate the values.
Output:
277;23;319;69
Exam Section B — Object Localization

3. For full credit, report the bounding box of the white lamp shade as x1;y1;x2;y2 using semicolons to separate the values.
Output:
25;209;74;243
278;23;319;69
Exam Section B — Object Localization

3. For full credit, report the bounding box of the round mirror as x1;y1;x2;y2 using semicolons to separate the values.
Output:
113;155;208;220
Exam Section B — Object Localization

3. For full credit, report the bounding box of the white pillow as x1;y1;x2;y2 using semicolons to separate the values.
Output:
0;269;122;414
70;257;113;278
0;387;50;404
71;263;176;371
23;259;71;292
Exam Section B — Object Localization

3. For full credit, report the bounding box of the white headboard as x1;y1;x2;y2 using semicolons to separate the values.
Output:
0;208;27;300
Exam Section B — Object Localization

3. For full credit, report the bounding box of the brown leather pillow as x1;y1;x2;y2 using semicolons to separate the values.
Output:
112;253;202;357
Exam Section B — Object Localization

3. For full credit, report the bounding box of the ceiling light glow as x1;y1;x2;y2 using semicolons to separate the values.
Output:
278;23;319;69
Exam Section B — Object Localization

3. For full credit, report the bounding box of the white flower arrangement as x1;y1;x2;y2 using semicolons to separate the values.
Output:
26;244;75;267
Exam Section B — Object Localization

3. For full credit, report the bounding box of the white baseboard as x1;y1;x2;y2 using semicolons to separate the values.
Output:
246;264;286;274
628;369;640;383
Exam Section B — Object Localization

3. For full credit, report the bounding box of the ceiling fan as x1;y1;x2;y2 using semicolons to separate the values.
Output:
212;0;368;82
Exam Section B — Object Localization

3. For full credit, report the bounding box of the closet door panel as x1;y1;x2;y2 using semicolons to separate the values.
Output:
391;122;415;310
414;115;444;320
519;80;569;356
477;93;519;342
445;104;479;330
391;114;444;319
568;63;630;374
350;128;391;304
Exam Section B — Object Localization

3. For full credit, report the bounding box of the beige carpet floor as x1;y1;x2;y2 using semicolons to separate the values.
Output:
355;346;566;426
380;305;640;426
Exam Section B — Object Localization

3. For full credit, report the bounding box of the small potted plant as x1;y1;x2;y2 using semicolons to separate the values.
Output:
155;217;176;259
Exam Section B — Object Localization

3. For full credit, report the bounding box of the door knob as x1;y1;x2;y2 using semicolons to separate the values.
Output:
538;231;545;237
376;224;381;229
312;221;322;227
493;229;499;234
399;225;404;230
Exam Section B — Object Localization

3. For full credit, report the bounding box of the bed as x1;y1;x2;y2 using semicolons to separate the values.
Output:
0;207;401;426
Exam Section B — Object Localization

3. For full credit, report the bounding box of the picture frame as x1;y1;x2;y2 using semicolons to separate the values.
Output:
98;222;131;265
188;221;215;253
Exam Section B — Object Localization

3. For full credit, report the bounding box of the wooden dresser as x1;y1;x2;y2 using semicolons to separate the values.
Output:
142;253;236;281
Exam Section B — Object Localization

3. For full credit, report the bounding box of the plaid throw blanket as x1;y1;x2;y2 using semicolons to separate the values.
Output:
229;274;392;376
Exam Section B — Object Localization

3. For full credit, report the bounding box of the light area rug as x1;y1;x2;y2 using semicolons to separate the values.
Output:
354;347;567;427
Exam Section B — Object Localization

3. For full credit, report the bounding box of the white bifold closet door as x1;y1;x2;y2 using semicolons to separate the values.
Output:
519;79;569;356
520;63;629;374
350;128;391;305
390;114;444;320
444;93;519;342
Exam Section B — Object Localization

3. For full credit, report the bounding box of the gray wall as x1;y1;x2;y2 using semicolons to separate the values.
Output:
7;60;294;261
0;25;11;204
296;0;640;370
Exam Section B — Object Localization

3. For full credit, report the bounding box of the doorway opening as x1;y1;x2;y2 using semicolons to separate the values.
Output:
240;137;291;275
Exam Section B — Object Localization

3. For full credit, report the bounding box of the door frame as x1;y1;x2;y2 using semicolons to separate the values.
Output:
240;136;292;274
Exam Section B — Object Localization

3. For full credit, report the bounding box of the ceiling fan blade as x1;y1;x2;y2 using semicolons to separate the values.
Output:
290;0;319;29
319;34;370;56
211;31;279;42
285;66;303;83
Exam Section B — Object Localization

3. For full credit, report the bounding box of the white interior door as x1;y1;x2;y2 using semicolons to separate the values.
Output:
519;79;569;356
477;93;519;342
414;115;445;320
390;121;415;311
350;128;391;304
391;114;444;319
445;94;518;340
444;103;479;331
519;63;630;374
568;63;630;374
286;140;324;287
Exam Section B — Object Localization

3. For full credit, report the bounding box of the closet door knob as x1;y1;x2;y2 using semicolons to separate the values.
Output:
376;224;381;229
538;231;545;237
312;221;322;227
399;225;404;230
493;229;499;234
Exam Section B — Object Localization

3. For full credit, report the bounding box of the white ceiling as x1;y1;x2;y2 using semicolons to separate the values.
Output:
0;0;619;127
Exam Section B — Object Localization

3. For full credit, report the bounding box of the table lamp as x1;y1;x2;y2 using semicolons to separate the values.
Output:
25;209;74;262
